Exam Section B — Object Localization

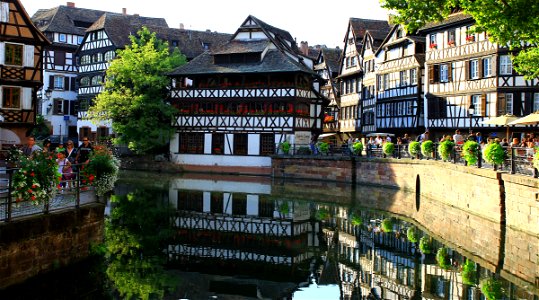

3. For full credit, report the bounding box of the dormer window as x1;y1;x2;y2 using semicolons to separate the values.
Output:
203;42;210;50
59;34;67;43
214;53;260;64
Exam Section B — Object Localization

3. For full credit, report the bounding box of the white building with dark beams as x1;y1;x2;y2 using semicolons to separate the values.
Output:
31;2;110;144
167;15;327;174
314;47;342;141
374;24;425;135
419;12;539;137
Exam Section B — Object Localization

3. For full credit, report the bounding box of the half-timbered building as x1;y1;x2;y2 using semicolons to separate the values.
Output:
167;15;327;173
0;0;49;147
374;25;425;135
337;18;390;140
420;12;539;137
315;47;341;142
31;2;109;144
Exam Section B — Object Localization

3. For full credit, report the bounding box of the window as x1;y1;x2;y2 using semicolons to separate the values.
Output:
472;94;482;116
54;50;66;66
53;98;63;114
233;133;248;155
447;30;456;46
410;69;417;84
178;133;204;154
77;36;83;45
465;26;475;42
499;55;512;75
383;74;389;90
483;57;492;77
58;34;67;43
377;75;382;91
427;97;447;118
470;59;479;79
1;86;20;108
505;93;513;115
92;53;102;63
4;43;23;65
0;2;9;23
260;133;275;155
80;55;90;65
104;51;115;61
53;76;64;89
80;76;90;87
399;70;409;86
429;34;437;47
212;133;224;154
91;75;102;85
534;93;539;112
440;64;449;82
351;56;357;67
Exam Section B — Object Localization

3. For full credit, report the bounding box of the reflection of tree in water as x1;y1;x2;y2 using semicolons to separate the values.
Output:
105;189;178;300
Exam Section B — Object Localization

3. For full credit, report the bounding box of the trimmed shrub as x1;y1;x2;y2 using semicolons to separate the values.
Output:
408;141;421;157
438;140;454;161
383;142;395;156
419;236;432;254
436;247;452;270
352;142;363;155
407;226;420;243
482;142;505;165
462;140;480;166
421;140;434;157
480;278;505;300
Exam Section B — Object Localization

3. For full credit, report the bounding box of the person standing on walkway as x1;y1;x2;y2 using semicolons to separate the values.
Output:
21;136;41;158
75;137;93;167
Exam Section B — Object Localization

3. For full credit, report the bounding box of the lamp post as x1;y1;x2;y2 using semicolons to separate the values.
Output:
38;88;53;115
468;104;475;134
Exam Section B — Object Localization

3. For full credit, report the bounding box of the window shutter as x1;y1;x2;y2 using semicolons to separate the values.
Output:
464;60;469;80
64;77;69;90
70;77;76;91
21;87;32;109
0;87;3;108
63;99;69;115
433;65;440;83
447;63;453;82
0;2;9;23
478;58;484;78
523;92;532;114
492;55;497;77
0;42;4;65
49;75;54;89
480;94;487;116
428;65;435;84
24;45;34;67
70;100;76;115
496;93;506;116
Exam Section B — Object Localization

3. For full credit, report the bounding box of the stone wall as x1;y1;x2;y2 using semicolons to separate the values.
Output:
0;204;105;289
272;157;539;236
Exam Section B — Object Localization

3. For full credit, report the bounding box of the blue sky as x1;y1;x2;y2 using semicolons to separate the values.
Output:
22;0;389;48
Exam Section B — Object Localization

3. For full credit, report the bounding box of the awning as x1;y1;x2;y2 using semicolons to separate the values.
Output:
318;133;337;139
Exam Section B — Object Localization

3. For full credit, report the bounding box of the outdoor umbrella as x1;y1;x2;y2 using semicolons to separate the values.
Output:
480;114;519;140
508;111;539;125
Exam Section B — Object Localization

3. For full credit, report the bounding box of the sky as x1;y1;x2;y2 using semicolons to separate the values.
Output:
21;0;389;48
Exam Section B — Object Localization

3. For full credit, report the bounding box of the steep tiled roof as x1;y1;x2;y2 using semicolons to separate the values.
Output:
419;12;474;32
349;18;391;43
168;49;315;76
320;47;341;75
212;40;268;55
31;5;110;35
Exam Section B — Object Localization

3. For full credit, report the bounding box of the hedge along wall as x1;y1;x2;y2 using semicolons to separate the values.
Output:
272;157;538;237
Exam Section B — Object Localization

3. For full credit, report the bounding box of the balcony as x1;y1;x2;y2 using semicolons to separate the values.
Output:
170;86;317;100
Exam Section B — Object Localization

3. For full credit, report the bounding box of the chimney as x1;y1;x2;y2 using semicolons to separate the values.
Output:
179;23;184;30
300;41;309;56
122;8;127;15
66;2;75;7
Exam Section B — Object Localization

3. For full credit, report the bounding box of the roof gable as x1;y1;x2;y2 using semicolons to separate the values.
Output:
32;5;111;36
2;0;49;44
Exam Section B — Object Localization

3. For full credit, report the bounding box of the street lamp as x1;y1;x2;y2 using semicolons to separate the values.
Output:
468;103;475;134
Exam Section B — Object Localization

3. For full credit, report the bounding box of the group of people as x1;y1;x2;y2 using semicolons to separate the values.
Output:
21;136;94;189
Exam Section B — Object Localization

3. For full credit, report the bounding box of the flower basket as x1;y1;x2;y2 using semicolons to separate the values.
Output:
436;247;452;270
80;145;119;196
419;236;432;254
461;259;477;285
438;140;454;161
482;142;505;166
408;141;421;158
429;43;438;49
533;147;539;170
480;278;505;300
352;141;363;156
279;141;291;155
383;142;395;156
11;151;60;205
421;140;434;157
381;218;394;232
466;35;475;42
317;142;330;155
349;212;363;226
462;140;480;166
407;226;420;243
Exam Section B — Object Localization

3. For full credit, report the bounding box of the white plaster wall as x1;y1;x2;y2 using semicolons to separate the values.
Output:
248;134;260;155
170;178;271;194
172;154;271;168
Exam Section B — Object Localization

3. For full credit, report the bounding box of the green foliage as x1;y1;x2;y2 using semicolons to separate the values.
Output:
318;142;330;154
480;277;505;300
436;247;452;270
419;236;432;254
381;218;394;232
482;142;505;165
421;140;434;156
30;115;51;140
408;141;421;156
382;142;395;156
352;141;363;155
88;26;187;154
438;140;454;161
297;146;311;155
81;145;119;196
461;259;477;285
533;147;539;170
279;202;289;214
462;140;480;166
406;226;420;243
349;212;363;226
11;150;60;204
316;207;330;220
279;141;291;154
380;0;539;80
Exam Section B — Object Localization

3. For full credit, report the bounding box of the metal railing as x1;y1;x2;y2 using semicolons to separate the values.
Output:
0;165;99;223
274;143;538;178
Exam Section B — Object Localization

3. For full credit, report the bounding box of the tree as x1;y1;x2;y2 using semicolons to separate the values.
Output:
380;0;539;79
88;26;186;154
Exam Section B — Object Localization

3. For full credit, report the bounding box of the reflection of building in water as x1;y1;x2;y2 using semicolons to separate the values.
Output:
166;177;322;287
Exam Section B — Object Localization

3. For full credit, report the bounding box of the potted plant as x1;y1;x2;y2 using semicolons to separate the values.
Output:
419;236;432;254
381;218;395;232
436;247;452;270
480;278;505;300
316;207;330;220
421;140;434;158
407;226;420;243
533;147;539;171
461;259;477;285
438;139;454;161
279;140;291;155
383;142;395;157
408;141;421;158
482;142;505;167
318;142;330;155
349;212;363;226
352;141;363;156
462;140;480;166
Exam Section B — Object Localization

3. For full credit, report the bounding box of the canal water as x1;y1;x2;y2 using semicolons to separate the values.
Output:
1;170;537;299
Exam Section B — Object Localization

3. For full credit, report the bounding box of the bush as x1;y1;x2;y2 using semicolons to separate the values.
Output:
279;141;291;154
436;247;452;270
462;140;480;166
383;142;395;156
480;278;505;300
381;218;394;232
407;226;420;243
482;142;505;165
349;212;363;226
461;259;477;285
352;142;363;155
297;146;311;155
419;236;432;254
11;150;60;204
421;140;434;157
81;145;120;196
438;140;454;161
408;141;421;157
318;142;330;154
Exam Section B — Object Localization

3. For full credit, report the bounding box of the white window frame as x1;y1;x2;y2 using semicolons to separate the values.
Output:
499;55;512;75
472;94;482;116
470;59;479;79
505;93;513;115
53;76;64;89
483;57;492;77
58;33;67;43
104;50;115;61
429;34;437;46
440;64;449;82
383;74;389;90
399;70;408;86
77;36;84;45
410;69;417;84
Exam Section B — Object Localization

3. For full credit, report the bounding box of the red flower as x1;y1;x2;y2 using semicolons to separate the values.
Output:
27;189;33;193
30;172;35;177
32;184;37;188
89;175;95;181
31;196;36;201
